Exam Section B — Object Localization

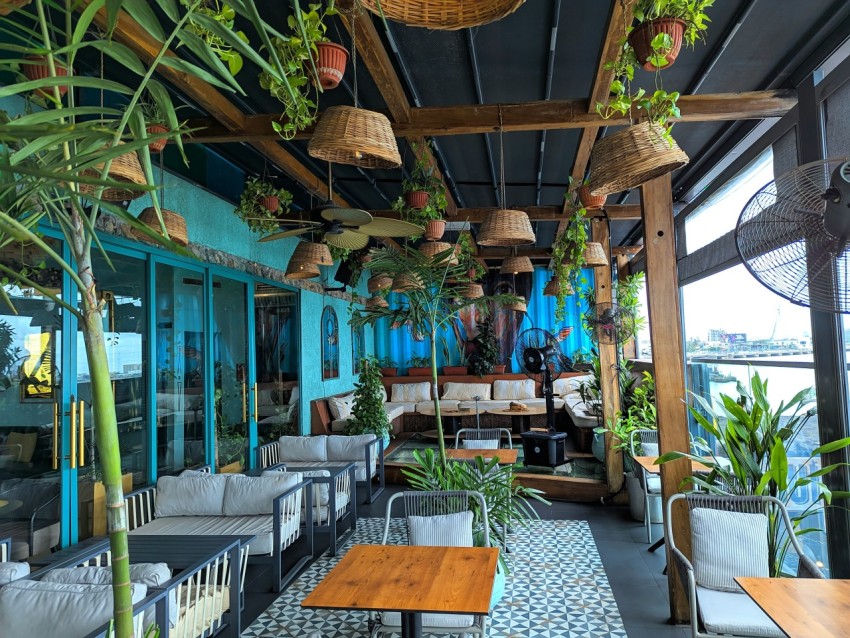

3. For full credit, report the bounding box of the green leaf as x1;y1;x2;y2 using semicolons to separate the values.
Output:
154;0;181;23
72;0;107;48
175;29;243;93
88;40;147;77
0;76;133;99
158;56;240;93
813;437;850;455
122;0;167;42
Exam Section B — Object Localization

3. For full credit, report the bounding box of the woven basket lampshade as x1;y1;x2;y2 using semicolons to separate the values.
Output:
366;295;388;309
79;144;147;202
419;241;458;266
392;272;423;293
291;241;333;266
308;106;401;169
358;0;525;30
587;121;689;196
500;255;533;275
583;242;609;268
543;276;574;297
285;258;320;280
461;283;484;299
477;209;535;246
503;296;527;313
367;273;393;294
131;208;188;246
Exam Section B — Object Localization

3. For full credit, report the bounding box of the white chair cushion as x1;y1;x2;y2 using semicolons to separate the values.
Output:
646;476;662;492
390;382;431;403
222;473;303;516
463;439;500;450
696;586;784;637
408;511;474;547
328;393;356;420
691;508;769;592
552;375;591;396
327;434;376;461
0;561;29;585
493;379;536;401
381;611;475;628
155;476;226;517
385;401;417;414
442;382;491;401
641;442;659;457
0;579;146;638
263;469;331;506
278;435;328;462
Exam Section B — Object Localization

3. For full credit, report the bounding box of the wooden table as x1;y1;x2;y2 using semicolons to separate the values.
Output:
416;407;476;435
632;455;711;475
486;406;547;433
736;577;850;638
446;448;519;464
302;544;499;638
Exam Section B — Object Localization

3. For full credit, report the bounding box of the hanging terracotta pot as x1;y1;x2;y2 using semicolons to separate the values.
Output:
314;41;349;90
22;55;69;98
628;18;686;71
261;195;280;213
0;0;31;16
404;190;429;209
577;185;607;210
146;124;169;154
424;219;446;241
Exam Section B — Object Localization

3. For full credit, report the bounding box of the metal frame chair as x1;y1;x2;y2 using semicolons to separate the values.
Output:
666;493;823;638
454;428;513;450
629;428;661;543
372;490;492;638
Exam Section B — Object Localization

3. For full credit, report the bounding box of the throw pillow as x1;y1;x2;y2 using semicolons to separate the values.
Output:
390;382;431;403
441;382;491;401
691;508;769;592
328;393;355;420
408;511;474;547
154;476;226;517
493;379;536;401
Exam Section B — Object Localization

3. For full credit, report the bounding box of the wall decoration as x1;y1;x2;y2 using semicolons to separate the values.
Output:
352;324;365;374
322;305;339;380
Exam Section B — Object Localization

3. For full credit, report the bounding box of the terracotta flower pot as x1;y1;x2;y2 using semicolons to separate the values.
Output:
577;185;607;210
443;366;468;375
261;195;280;213
314;41;349;90
494;364;507;374
23;55;69;98
146;124;169;154
404;190;429;209
380;367;397;377
407;366;431;376
628;18;686;71
467;267;478;280
424;219;446;241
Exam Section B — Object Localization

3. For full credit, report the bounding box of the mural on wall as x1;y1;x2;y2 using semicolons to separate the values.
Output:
321;305;339;380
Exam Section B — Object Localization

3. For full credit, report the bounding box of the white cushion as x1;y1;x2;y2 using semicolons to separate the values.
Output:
328;393;356;420
385;405;405;421
458;400;511;411
385;401;417;414
442;382;491;401
523;397;565;410
646;476;662;492
415;400;461;413
327;434;376;462
390;382;431;403
463;439;500;450
0;561;29;585
222;473;303;516
330;418;349;433
263;469;331;506
552;375;591;396
155;476;226;517
408;511;474;547
278;435;328;462
173;584;231;638
381;612;475;628
283;460;375;482
379;385;387;402
642;442;659;457
696;586;784;637
0;580;146;638
691;508;769;592
493;379;536;401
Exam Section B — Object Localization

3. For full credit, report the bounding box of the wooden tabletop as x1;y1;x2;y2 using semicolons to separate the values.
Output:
446;448;519;464
302;544;499;615
736;577;850;638
632;455;711;474
417;407;476;417
487;407;548;417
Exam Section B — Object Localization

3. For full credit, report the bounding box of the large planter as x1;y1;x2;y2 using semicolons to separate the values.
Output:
591;431;606;463
380;367;398;377
424;219;446;241
23;55;69;98
443;366;467;375
404;190;429;209
314;41;349;90
626;471;663;523
146;124;169;153
407;367;431;376
628;18;686;71
577;185;606;210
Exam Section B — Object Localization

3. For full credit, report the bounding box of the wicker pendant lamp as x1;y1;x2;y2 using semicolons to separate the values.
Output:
583;242;609;267
500;254;533;275
291;240;333;266
366;295;388;308
503;296;527;313
285;258;320;280
461;283;484;299
543;276;574;297
391;272;423;292
367;273;393;294
420;241;458;265
79;143;147;202
358;0;525;30
307;14;400;169
477;107;535;246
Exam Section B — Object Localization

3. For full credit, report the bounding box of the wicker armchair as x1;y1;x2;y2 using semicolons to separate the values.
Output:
628;428;661;543
666;493;823;638
455;428;513;450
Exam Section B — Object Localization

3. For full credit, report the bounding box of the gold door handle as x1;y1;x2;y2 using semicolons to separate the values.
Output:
242;381;248;423
78;399;85;467
52;402;59;470
69;397;77;469
253;383;258;422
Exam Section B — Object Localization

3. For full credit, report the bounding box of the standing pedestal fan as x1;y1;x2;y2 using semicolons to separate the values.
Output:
514;328;573;430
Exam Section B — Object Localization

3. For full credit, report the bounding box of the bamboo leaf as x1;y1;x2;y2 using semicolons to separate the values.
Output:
72;0;106;47
105;0;123;35
146;79;187;163
88;40;147;76
0;76;133;99
189;12;280;78
175;28;242;94
158;56;239;93
121;0;167;42
153;0;181;23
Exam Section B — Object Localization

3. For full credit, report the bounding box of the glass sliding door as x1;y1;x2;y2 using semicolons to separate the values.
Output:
212;276;248;472
254;284;298;443
74;251;147;541
155;263;207;474
0;241;64;558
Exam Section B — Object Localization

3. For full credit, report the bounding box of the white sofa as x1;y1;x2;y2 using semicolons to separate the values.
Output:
124;470;313;593
0;536;29;585
327;389;404;433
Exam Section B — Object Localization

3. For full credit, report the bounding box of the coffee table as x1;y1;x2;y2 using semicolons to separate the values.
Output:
416;406;475;435
446;448;519;464
486;406;547;433
302;544;498;638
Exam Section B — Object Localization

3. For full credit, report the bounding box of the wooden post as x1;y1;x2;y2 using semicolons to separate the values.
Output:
592;220;623;494
616;254;637;359
640;174;692;622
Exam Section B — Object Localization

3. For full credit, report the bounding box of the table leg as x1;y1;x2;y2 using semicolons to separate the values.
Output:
401;611;422;638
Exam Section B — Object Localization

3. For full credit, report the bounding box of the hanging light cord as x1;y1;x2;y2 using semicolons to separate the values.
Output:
498;104;506;209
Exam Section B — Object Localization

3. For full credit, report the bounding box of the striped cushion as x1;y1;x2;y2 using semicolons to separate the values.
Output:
408;511;473;547
691;508;769;592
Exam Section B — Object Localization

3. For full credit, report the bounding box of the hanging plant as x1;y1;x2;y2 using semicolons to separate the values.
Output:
551;203;588;321
182;0;249;75
139;98;174;154
392;141;449;238
629;0;714;70
233;177;293;233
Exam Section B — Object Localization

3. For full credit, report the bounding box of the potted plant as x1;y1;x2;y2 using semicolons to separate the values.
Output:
346;355;391;447
439;334;469;375
377;356;398;377
628;0;715;70
392;142;449;240
21;54;69;99
140;98;172;154
469;318;499;377
186;0;249;75
233;177;293;233
407;354;431;376
551;205;588;321
569;176;606;210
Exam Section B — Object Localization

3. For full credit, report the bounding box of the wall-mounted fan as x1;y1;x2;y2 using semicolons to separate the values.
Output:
515;328;573;430
736;158;850;313
583;302;636;346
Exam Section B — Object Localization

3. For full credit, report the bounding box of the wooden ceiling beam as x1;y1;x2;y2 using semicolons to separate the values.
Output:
370;204;642;223
336;6;457;216
91;5;349;205
611;245;643;256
